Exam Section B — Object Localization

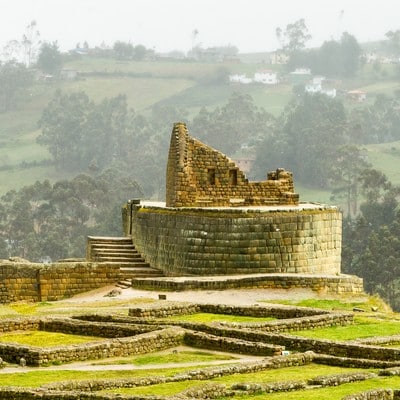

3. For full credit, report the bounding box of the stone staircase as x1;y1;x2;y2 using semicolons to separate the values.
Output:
86;236;164;285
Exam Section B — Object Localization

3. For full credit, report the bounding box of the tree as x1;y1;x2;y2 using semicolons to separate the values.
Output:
0;61;32;112
341;171;400;309
113;41;134;59
311;32;361;78
133;44;147;60
0;173;143;261
340;32;362;77
348;94;400;144
329;145;371;217
191;93;275;156
276;18;311;53
37;90;93;170
254;92;347;187
385;30;400;56
37;41;63;75
21;20;41;66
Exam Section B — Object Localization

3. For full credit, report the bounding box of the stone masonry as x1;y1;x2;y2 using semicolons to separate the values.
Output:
125;203;344;276
166;122;299;207
121;122;362;288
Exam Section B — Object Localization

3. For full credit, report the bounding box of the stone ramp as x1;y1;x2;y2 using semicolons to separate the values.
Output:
86;236;164;283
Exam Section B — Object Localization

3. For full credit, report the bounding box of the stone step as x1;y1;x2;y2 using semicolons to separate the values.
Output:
96;256;145;263
93;248;139;254
116;280;132;288
87;235;164;278
121;268;164;278
91;243;135;250
94;253;143;260
93;254;144;262
88;236;132;242
102;261;151;268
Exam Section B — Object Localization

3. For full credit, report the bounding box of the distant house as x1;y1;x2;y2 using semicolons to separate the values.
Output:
229;74;252;84
270;52;289;65
312;76;325;85
254;70;279;85
305;76;336;98
290;68;311;75
347;90;367;102
305;82;322;94
322;87;337;98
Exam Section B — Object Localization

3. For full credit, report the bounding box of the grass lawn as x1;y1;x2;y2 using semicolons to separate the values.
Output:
0;366;192;387
103;364;374;396
0;331;103;347
93;350;237;366
166;313;275;324
265;296;389;313
294;315;400;341
364;141;400;185
61;76;195;112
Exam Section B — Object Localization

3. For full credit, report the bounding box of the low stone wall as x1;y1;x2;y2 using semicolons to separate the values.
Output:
43;352;315;391
129;302;201;318
40;318;157;338
184;330;284;356
0;318;40;333
0;261;120;303
198;303;331;318
342;389;397;400
128;302;354;333
0;325;185;366
308;372;377;386
314;354;400;369
128;302;332;319
131;273;364;293
0;389;163;399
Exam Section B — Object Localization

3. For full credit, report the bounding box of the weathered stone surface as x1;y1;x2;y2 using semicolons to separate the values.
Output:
165;122;298;207
126;204;345;277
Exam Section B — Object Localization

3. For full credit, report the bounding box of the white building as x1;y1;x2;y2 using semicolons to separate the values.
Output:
254;70;279;85
229;74;252;84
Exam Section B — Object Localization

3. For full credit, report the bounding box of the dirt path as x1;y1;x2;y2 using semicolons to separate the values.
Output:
60;285;340;306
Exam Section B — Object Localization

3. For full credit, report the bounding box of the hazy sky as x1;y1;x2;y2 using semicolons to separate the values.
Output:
1;0;399;54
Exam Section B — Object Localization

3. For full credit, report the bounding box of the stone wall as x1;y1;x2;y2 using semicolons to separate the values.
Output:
127;203;343;276
0;323;184;366
128;302;332;319
184;330;284;356
0;261;120;303
131;274;363;293
166;122;299;207
192;325;400;362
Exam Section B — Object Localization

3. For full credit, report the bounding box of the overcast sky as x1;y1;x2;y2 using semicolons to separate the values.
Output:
1;0;399;54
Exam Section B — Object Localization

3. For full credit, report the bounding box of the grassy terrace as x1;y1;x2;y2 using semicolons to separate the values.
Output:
0;331;103;347
0;293;398;399
166;313;276;324
294;315;400;341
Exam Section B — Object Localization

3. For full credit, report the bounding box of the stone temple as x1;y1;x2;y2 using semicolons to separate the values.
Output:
118;122;363;293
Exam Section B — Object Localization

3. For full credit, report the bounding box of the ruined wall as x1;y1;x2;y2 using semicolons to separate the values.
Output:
128;204;342;276
166;122;299;207
0;262;120;303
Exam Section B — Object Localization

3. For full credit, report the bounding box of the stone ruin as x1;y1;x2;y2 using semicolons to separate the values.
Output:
166;122;299;207
121;122;362;289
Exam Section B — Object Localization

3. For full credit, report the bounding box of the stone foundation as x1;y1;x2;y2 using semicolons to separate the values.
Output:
130;273;363;293
125;202;343;277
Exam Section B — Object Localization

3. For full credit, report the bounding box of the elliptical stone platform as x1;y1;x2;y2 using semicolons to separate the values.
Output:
119;123;363;293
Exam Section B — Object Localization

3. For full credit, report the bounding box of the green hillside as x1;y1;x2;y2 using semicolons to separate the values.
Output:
0;57;399;198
